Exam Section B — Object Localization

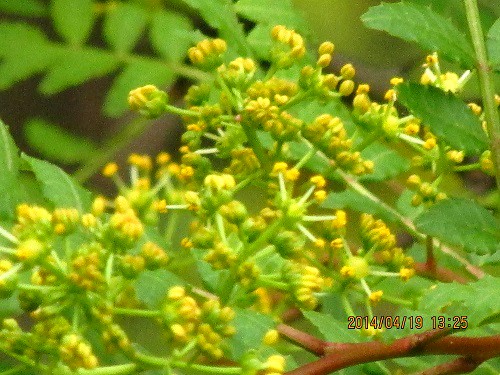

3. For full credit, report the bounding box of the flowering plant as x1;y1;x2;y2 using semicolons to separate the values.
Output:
0;1;499;374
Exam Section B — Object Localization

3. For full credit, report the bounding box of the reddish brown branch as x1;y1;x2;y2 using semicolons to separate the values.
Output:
417;356;485;375
414;261;469;283
281;326;500;375
277;324;328;356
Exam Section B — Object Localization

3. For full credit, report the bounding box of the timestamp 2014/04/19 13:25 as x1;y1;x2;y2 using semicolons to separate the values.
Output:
347;315;469;330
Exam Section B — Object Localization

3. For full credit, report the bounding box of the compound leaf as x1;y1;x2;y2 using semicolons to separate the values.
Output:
0;120;20;219
247;24;273;60
40;48;119;94
150;10;194;62
0;23;55;89
135;269;183;309
229;308;274;360
322;190;397;223
0;0;46;16
361;2;474;67
24;119;98;164
487;18;500;70
104;59;175;117
397;83;488;154
22;154;91;212
302;310;360;342
360;142;410;182
180;0;251;56
419;276;500;327
415;198;500;255
104;3;148;53
50;0;94;45
234;0;306;29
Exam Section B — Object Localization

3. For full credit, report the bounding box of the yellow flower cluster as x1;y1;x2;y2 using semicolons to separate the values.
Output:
360;214;414;274
282;262;326;309
159;287;235;358
303;114;373;175
59;333;98;370
244;81;303;140
406;174;447;207
188;38;227;67
128;85;169;119
218;57;257;88
69;243;105;292
270;25;306;67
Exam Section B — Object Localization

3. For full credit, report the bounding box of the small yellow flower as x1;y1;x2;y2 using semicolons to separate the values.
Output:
310;175;326;188
423;138;436;150
369;290;383;303
390;77;404;85
156;152;171;165
263;329;279;345
399;267;415;281
102;162;118;177
168;286;186;300
340;64;355;80
284;168;300;181
318;41;334;55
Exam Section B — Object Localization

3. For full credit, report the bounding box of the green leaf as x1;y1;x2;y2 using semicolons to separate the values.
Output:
487;18;500;70
234;0;306;28
104;59;175;117
0;120;20;220
228;308;274;360
0;23;55;89
361;2;474;67
180;0;251;56
191;248;222;292
247;24;273;60
419;276;500;327
40;48;119;94
396;189;424;220
50;0;94;45
302;310;360;342
322;190;397;223
415;198;500;255
22;154;91;212
150;10;194;62
359;143;410;182
397;83;488;154
0;0;46;16
135;269;183;309
24;119;98;164
104;3;148;53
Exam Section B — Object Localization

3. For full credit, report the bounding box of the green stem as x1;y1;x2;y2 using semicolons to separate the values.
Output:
0;347;38;369
74;116;151;183
134;351;169;367
454;162;480;171
113;307;161;318
464;0;500;212
165;211;179;248
170;361;241;374
0;365;27;375
240;126;271;171
164;105;202;118
336;169;421;239
77;364;137;375
380;294;414;308
341;293;355;317
294;147;317;170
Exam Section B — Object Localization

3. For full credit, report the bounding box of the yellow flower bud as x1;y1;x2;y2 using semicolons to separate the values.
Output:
339;80;355;96
340;63;355;79
102;162;118;177
318;41;334;55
